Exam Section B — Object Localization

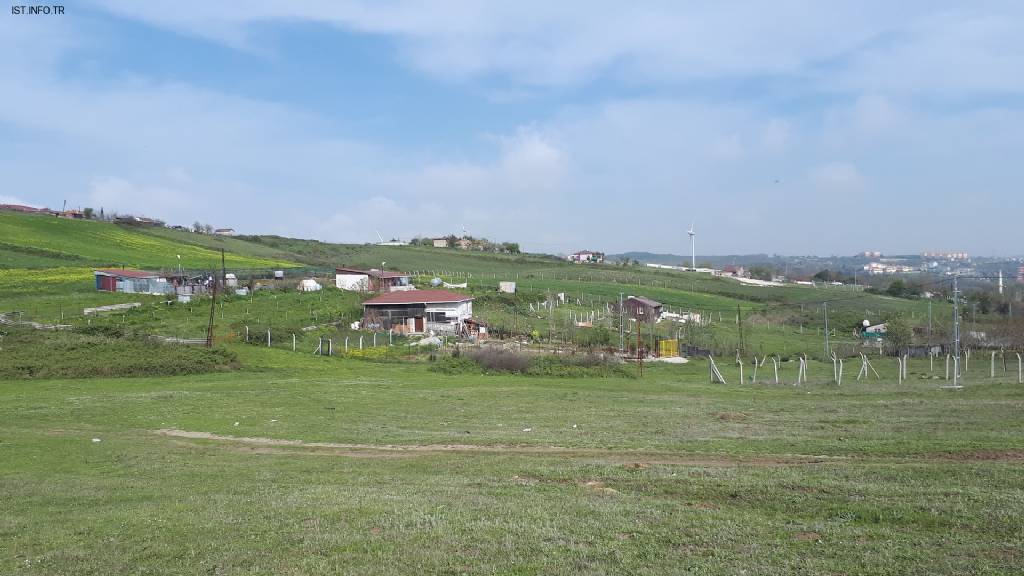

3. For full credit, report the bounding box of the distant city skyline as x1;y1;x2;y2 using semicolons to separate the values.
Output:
3;2;1023;256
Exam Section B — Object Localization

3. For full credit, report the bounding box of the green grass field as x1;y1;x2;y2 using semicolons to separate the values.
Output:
0;212;298;270
3;218;1021;574
2;347;1022;574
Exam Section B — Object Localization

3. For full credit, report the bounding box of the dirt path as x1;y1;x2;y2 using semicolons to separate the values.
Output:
154;428;839;466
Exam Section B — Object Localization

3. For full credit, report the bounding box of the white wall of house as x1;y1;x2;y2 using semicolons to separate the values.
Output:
422;300;472;320
336;273;369;291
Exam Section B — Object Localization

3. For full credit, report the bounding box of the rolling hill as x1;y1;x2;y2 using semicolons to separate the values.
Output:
0;211;298;270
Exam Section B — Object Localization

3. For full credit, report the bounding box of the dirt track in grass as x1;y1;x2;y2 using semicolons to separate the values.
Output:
154;428;840;465
153;428;1024;465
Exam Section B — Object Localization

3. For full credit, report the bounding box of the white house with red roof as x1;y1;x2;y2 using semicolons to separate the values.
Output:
361;289;473;334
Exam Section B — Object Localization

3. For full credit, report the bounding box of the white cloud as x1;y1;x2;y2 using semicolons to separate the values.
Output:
3;3;1024;256
86;1;1024;96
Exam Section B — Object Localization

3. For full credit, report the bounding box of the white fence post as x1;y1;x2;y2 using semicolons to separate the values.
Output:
292;333;296;352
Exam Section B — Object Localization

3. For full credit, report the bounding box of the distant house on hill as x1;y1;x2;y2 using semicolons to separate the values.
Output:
59;209;85;219
625;296;662;321
432;238;448;248
721;265;748;278
362;289;474;335
114;215;164;227
455;238;474;250
335;267;412;292
94;269;173;295
0;204;56;215
568;250;604;264
214;228;235;236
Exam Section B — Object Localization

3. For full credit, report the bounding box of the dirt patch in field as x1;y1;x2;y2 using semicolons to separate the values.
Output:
793;531;823;542
715;411;749;422
580;480;619;495
153;428;835;467
926;449;1024;462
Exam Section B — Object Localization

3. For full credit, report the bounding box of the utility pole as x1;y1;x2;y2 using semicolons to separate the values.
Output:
823;301;830;359
737;304;745;354
618;292;624;353
928;300;933;340
951;275;962;388
637;324;642;377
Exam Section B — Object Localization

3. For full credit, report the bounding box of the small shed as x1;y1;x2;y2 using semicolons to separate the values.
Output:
94;269;173;295
625;296;663;322
298;278;322;292
336;267;411;292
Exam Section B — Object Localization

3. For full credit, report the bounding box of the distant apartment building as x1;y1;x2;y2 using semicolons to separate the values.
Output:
864;261;918;275
922;251;969;261
1018;266;1024;283
861;250;882;258
568;250;604;264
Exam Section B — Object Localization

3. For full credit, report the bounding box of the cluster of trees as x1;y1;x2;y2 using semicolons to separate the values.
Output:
412;235;520;254
811;269;855;284
192;222;216;234
864;278;924;299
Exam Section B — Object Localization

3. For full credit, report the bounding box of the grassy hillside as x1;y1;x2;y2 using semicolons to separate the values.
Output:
0;212;298;270
1;350;1021;574
1;210;970;360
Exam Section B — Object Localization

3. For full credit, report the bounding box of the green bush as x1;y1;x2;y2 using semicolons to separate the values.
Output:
0;327;239;379
429;348;631;378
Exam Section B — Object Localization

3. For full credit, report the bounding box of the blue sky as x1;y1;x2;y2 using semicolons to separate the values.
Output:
2;1;1023;255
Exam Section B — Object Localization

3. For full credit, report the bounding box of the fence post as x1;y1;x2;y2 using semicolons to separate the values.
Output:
373;333;377;347
328;338;333;356
359;335;363;350
991;351;996;379
245;325;249;342
345;337;349;353
292;333;296;352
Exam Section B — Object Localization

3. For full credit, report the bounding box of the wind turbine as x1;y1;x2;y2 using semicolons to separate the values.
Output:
687;222;696;271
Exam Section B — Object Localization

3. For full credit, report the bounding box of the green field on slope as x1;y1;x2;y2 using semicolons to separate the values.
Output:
0;212;298;270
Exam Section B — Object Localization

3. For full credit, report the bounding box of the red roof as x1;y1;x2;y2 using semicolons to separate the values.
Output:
94;269;163;279
362;290;473;305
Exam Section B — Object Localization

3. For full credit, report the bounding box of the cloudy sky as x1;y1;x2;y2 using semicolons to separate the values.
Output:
2;2;1022;255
